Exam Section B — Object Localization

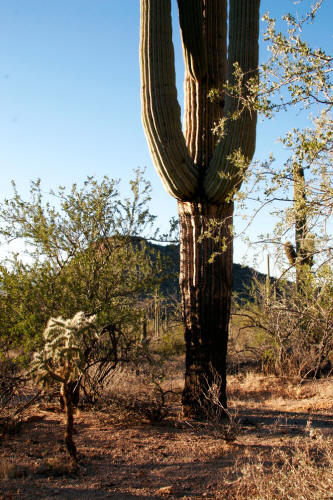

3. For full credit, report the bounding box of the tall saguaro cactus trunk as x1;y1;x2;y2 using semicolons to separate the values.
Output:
140;0;260;416
179;201;233;414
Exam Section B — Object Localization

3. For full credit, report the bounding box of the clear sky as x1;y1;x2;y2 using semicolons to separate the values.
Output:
0;0;332;273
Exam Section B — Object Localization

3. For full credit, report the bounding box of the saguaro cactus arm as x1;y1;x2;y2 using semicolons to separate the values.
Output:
140;0;261;417
141;0;259;204
140;0;198;200
177;0;207;82
204;0;260;202
179;1;227;170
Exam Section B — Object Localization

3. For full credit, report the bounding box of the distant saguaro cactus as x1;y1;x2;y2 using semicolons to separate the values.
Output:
140;0;260;416
284;164;314;288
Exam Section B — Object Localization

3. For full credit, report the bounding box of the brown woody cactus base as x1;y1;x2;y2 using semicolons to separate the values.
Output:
61;382;77;468
179;201;233;417
140;0;260;416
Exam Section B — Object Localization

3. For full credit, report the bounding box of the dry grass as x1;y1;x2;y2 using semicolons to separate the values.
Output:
95;361;182;426
1;357;332;499
219;372;333;499
37;456;74;477
219;431;333;499
0;460;28;480
228;371;333;410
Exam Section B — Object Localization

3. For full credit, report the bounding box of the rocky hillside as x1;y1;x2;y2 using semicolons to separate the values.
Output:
146;241;269;302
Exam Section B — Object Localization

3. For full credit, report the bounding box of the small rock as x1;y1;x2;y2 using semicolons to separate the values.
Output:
157;485;174;495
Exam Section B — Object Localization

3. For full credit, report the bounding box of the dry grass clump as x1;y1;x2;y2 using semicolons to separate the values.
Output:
195;366;241;443
0;358;40;439
37;456;74;477
227;371;333;410
97;364;181;425
220;431;333;499
0;459;28;480
227;372;292;404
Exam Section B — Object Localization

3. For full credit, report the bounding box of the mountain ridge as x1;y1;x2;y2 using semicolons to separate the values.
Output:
145;240;269;301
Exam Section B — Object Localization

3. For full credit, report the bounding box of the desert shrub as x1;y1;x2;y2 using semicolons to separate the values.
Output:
0;460;28;480
221;431;333;500
156;325;185;357
192;365;241;442
235;269;333;379
31;311;149;465
105;371;169;424
0;357;37;435
95;348;177;424
0;358;21;410
0;171;166;362
227;311;262;374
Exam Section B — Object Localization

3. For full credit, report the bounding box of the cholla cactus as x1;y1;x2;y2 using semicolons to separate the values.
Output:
31;312;97;386
31;311;97;467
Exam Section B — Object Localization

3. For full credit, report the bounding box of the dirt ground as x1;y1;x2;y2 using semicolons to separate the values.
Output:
1;358;333;499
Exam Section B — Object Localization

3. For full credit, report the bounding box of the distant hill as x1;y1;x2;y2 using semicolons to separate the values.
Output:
145;241;269;302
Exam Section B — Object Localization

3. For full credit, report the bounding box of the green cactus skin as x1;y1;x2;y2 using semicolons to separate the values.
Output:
140;0;260;416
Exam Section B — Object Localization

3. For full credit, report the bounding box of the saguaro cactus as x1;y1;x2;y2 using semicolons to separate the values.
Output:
140;0;260;416
284;164;314;288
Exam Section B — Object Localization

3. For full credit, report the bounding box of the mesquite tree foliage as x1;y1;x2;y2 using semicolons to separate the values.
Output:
224;1;332;279
140;0;260;415
0;171;163;359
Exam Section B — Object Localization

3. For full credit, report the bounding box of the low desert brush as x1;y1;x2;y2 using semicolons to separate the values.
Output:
221;429;333;499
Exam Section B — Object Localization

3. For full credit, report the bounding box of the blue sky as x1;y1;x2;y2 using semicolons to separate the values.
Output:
0;0;331;273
